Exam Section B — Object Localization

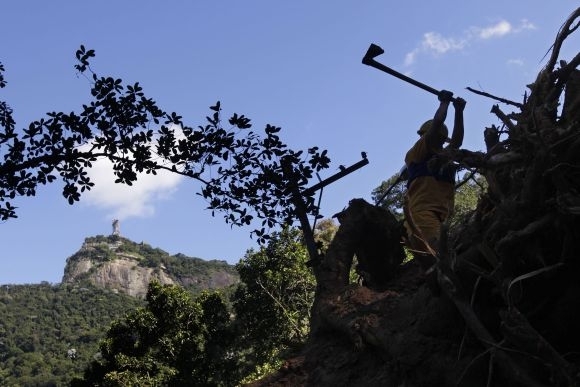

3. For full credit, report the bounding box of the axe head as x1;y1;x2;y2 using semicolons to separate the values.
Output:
362;43;385;65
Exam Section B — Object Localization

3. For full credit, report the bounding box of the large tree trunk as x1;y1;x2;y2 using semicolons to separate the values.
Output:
310;198;405;333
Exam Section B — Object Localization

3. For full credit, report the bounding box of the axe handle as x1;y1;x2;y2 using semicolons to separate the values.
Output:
363;58;456;102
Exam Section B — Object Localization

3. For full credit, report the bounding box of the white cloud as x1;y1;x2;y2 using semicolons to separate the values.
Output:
404;49;418;66
83;156;182;220
476;20;512;39
515;19;536;32
404;18;536;67
422;32;466;54
79;124;186;220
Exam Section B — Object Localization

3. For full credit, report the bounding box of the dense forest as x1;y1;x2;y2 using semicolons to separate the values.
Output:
0;283;143;386
0;235;246;386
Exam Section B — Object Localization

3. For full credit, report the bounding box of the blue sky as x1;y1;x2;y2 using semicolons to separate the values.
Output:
1;1;578;284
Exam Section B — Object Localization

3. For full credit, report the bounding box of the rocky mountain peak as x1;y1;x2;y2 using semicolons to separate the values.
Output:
62;235;239;298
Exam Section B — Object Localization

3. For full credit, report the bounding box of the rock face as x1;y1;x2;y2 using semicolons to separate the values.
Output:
63;256;174;298
62;235;239;298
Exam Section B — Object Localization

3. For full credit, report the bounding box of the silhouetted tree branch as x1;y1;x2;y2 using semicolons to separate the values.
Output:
0;46;332;243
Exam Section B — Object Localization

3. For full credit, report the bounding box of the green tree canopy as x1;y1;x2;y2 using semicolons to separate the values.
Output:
313;217;339;253
75;282;235;386
73;228;317;386
232;227;315;377
371;172;407;218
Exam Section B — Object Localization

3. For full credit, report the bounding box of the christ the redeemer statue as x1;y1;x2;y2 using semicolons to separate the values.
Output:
112;219;120;236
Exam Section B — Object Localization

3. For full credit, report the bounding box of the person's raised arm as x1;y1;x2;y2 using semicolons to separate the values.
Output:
448;97;466;149
425;90;453;149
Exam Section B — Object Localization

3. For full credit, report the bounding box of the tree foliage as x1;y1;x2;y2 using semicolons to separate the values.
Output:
313;218;339;254
0;283;143;386
0;46;331;241
371;172;407;218
452;174;487;225
0;241;241;387
75;282;235;386
68;228;316;386
232;227;315;372
0;45;334;385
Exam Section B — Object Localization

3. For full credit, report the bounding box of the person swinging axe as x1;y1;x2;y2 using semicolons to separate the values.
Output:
403;90;466;272
362;43;467;276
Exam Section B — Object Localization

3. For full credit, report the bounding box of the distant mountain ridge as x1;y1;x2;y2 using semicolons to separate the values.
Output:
62;234;239;297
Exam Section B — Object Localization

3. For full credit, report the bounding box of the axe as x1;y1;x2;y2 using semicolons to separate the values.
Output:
362;43;456;102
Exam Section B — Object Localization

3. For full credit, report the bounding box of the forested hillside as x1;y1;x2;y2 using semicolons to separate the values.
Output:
0;283;143;386
0;237;240;386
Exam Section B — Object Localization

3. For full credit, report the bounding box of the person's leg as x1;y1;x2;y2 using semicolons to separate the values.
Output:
404;211;441;253
405;211;443;295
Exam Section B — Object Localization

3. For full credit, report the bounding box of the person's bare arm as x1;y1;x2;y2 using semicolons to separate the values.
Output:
425;90;453;149
448;97;466;149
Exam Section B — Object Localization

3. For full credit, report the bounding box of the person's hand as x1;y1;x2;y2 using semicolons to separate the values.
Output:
438;89;454;102
453;97;466;111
